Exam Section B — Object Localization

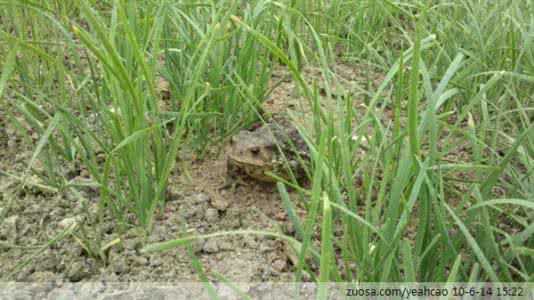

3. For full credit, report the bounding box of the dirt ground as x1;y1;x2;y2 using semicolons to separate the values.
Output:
0;62;378;285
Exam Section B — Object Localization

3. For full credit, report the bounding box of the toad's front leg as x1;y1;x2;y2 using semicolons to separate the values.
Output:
218;161;250;193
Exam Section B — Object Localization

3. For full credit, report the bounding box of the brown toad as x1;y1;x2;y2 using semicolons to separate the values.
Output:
223;117;309;189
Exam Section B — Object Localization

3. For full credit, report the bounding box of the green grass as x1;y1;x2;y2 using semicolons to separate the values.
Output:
0;0;533;285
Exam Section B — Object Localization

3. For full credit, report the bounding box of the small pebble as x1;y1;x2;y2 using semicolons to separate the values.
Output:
191;192;210;204
202;239;219;253
204;208;219;222
148;226;166;243
271;259;287;274
58;215;82;229
66;262;90;282
210;196;229;211
110;256;129;274
123;238;140;251
130;256;148;266
181;204;204;219
192;239;205;254
225;208;241;228
149;256;163;267
54;207;66;218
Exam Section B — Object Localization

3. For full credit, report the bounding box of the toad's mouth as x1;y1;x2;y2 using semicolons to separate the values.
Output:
228;157;277;181
228;156;272;168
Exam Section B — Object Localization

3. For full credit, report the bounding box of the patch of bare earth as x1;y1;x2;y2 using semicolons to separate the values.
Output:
1;61;378;284
0;124;303;284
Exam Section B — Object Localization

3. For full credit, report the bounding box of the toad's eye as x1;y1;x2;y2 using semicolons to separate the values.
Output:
250;147;260;155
